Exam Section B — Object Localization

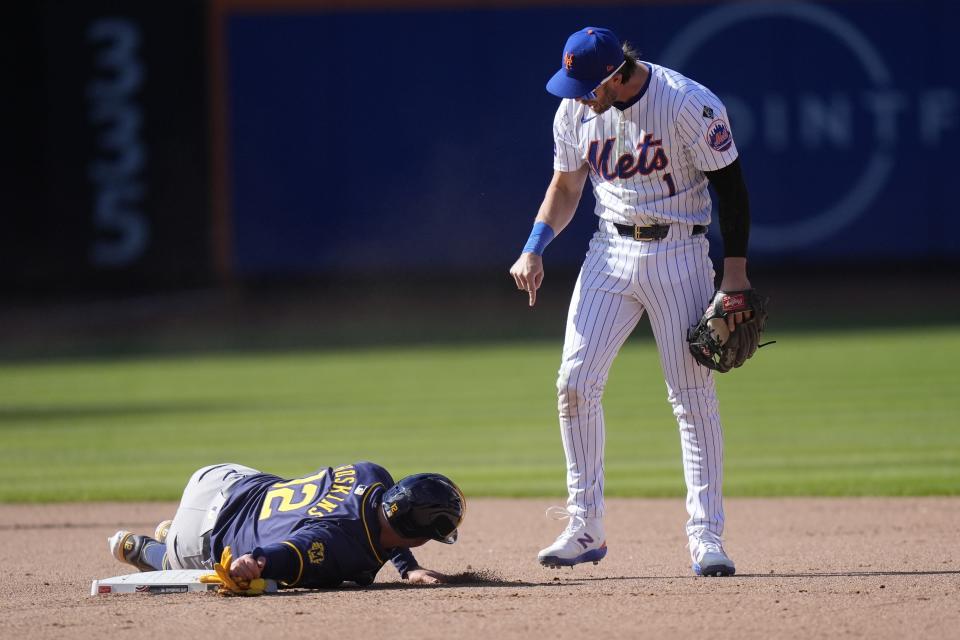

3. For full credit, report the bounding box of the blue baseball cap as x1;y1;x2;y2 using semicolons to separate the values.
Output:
546;27;625;98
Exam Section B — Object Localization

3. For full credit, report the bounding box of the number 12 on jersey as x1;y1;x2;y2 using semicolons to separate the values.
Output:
259;470;327;520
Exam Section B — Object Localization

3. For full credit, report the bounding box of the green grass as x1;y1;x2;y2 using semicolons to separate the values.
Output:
0;325;958;501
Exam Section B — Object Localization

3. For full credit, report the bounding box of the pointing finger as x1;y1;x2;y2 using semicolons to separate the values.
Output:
533;271;544;290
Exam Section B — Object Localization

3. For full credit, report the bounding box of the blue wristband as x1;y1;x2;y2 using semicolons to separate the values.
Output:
522;221;555;256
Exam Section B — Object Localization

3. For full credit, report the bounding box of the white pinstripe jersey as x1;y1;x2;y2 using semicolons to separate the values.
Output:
553;62;739;227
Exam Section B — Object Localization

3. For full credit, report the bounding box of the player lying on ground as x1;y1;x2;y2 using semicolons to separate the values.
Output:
109;461;465;589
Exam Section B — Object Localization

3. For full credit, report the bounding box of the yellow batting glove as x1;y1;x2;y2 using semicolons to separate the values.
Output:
200;546;268;596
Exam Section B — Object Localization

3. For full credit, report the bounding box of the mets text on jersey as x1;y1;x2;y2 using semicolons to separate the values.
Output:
588;133;669;180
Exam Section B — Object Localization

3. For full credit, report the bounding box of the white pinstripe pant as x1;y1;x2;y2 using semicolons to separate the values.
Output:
557;223;724;541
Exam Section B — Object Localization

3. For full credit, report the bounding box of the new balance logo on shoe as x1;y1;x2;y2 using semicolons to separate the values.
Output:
537;508;608;568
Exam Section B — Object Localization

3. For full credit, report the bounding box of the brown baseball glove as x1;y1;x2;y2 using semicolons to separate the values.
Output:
687;289;771;373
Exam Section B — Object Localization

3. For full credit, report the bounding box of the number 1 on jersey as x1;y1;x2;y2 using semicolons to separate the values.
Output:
663;173;677;197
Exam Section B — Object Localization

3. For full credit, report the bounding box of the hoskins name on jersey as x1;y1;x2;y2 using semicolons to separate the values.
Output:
306;465;359;517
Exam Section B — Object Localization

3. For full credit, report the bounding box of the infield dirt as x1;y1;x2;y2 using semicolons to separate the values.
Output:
3;498;958;640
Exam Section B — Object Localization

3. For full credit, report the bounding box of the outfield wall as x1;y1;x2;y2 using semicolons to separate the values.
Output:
7;0;959;290
6;1;210;290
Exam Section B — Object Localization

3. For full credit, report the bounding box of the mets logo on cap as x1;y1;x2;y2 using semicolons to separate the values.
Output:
707;119;733;152
547;27;624;99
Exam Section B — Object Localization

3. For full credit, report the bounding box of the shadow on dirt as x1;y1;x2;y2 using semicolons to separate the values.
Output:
574;569;960;581
268;574;573;594
740;570;960;578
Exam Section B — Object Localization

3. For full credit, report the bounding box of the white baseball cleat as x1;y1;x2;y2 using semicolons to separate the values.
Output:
108;530;157;572
690;536;736;577
538;507;607;568
108;530;134;564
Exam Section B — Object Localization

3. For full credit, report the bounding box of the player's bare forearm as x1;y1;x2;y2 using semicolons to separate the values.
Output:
510;167;588;307
535;167;589;234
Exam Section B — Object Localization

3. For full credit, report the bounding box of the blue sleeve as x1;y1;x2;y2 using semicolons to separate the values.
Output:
252;526;337;587
390;548;419;579
252;543;303;584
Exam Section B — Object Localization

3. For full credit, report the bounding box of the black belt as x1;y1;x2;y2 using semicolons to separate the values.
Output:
613;223;707;241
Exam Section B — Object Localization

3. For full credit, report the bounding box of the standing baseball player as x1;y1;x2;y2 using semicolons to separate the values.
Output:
108;461;465;589
509;27;763;576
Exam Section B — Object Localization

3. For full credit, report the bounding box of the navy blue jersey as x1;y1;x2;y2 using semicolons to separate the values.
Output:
210;461;417;588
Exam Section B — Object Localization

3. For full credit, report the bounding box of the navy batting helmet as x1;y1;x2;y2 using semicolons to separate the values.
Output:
381;473;465;544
